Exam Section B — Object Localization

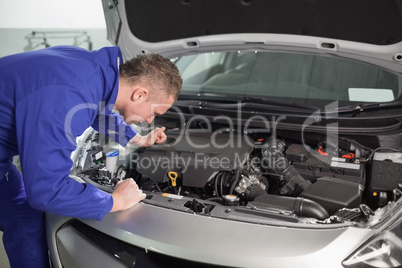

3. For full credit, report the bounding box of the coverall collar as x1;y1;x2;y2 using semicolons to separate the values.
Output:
93;46;123;116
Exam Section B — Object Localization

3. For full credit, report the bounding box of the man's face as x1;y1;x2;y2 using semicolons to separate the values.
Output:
120;90;175;125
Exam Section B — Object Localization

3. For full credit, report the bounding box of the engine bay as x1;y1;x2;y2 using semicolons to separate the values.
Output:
72;126;402;226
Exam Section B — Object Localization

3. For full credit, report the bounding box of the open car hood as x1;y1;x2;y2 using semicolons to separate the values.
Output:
102;0;402;72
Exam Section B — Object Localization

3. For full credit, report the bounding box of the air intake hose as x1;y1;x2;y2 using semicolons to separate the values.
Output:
248;192;329;220
262;138;311;196
243;182;329;220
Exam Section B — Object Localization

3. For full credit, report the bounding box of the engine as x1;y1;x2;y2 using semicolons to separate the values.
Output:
74;129;402;223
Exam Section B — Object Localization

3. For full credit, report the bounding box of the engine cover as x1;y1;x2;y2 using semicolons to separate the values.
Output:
136;130;253;187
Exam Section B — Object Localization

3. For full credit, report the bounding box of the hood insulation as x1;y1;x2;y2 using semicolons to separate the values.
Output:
125;0;402;45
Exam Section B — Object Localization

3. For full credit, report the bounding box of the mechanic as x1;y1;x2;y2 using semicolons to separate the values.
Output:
0;45;182;267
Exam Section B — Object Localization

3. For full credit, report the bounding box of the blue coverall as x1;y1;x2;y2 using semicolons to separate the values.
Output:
0;46;137;267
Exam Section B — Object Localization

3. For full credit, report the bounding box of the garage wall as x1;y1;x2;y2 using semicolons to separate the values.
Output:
0;28;112;57
0;0;106;29
0;0;112;57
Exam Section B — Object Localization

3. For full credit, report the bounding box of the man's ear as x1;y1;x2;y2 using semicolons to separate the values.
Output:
131;87;149;102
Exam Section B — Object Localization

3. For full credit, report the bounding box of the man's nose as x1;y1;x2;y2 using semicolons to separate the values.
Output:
146;115;155;124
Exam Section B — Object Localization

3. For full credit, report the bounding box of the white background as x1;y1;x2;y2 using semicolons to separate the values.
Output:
0;0;106;28
0;0;111;57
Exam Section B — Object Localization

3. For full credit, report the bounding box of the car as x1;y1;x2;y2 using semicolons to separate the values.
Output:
46;0;402;267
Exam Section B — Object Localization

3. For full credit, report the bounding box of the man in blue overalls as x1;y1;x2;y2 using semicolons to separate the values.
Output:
0;46;182;267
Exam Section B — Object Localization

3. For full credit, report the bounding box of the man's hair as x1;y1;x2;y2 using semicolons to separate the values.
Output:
119;54;182;100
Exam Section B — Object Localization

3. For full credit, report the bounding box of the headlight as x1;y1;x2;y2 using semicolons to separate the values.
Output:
342;220;402;268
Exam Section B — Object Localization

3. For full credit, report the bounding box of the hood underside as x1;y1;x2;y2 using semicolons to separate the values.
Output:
125;0;402;45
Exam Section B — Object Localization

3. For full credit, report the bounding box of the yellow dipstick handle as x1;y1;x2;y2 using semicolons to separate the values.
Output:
168;171;178;187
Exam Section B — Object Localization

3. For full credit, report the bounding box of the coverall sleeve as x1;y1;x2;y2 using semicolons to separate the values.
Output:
91;113;137;147
15;86;113;220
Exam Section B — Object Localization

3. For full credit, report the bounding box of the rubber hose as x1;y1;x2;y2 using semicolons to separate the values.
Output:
248;186;329;220
262;138;311;196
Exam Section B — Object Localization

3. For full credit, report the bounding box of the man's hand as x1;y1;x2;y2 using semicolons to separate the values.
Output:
130;127;167;147
110;179;146;213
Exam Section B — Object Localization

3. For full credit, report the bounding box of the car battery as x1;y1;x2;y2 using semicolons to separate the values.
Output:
285;144;365;186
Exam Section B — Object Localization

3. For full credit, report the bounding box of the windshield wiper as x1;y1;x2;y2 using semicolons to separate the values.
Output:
182;95;321;114
242;97;320;111
329;100;402;114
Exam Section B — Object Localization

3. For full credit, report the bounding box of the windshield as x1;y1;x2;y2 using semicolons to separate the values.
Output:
175;51;402;106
